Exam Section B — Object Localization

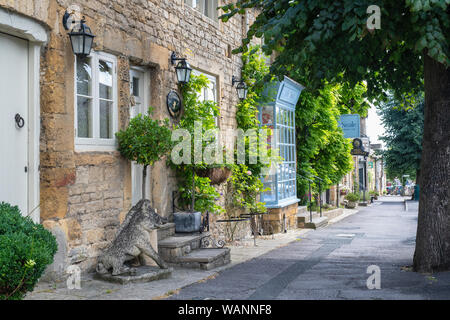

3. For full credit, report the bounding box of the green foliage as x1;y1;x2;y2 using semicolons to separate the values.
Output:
115;108;173;166
229;164;268;213
0;202;57;300
379;97;424;180
179;74;219;136
238;46;272;131
345;192;360;202
296;83;361;203
173;74;223;214
177;168;224;215
337;82;370;117
219;0;449;101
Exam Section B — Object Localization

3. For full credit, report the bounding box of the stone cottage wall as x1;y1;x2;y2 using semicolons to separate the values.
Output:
0;0;261;277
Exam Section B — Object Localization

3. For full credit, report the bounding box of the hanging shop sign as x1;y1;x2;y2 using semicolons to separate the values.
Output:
338;114;360;138
167;90;182;118
350;138;369;157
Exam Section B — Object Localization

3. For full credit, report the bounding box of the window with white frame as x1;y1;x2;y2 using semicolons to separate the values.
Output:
192;69;218;125
185;0;219;20
75;52;117;150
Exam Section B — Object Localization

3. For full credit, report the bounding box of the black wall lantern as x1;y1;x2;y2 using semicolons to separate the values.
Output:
171;52;192;85
62;11;95;57
232;76;248;100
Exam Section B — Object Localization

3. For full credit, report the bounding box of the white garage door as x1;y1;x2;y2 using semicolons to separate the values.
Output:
0;32;29;215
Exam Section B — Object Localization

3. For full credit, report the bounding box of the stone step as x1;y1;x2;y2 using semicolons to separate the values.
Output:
297;211;319;222
173;248;231;270
157;223;175;241
297;205;308;215
297;207;344;228
303;216;328;229
297;210;319;227
158;232;210;262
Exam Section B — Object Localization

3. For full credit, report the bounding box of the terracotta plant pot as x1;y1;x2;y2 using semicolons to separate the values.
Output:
197;167;231;185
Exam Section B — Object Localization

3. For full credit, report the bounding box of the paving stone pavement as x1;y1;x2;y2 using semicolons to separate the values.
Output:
25;209;321;300
26;197;448;300
167;197;450;300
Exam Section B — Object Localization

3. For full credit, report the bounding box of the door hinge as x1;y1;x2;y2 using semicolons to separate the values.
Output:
24;166;28;173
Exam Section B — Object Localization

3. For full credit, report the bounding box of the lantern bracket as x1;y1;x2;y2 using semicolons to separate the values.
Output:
170;52;186;65
62;11;72;31
62;10;86;31
232;75;242;86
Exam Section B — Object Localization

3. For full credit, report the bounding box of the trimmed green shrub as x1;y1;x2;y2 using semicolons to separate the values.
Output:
344;192;360;202
115;108;173;203
0;202;57;300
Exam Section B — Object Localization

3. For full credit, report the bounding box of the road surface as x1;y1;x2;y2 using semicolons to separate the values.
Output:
169;197;450;300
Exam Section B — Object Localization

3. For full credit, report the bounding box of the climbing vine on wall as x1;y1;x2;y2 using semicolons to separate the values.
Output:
229;46;273;214
171;74;224;215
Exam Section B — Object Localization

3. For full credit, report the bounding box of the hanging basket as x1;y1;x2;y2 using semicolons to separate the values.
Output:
197;167;232;185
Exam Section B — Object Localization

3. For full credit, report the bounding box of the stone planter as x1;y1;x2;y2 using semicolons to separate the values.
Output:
197;167;231;185
346;201;357;209
173;211;202;233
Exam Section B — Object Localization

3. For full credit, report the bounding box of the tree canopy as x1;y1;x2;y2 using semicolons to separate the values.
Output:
296;82;369;202
220;0;449;99
379;98;424;181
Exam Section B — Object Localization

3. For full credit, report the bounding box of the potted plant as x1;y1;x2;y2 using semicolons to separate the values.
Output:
340;186;350;196
197;164;232;185
174;169;222;233
344;192;360;209
116;108;173;206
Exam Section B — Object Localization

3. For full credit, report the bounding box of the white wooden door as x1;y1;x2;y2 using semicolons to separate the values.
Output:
0;33;29;214
130;68;150;206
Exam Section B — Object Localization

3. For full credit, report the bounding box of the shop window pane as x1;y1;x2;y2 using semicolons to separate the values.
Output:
261;106;273;125
263;182;275;202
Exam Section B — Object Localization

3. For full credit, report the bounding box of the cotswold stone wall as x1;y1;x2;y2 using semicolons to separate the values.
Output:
262;203;299;234
0;0;259;276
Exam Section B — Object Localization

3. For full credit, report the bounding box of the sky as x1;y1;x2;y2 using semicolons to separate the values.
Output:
366;104;385;146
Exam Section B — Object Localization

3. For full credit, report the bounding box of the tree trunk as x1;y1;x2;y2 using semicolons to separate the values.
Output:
336;184;340;208
413;54;450;272
142;164;148;202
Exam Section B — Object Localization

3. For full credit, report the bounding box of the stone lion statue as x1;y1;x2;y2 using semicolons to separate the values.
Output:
96;199;169;276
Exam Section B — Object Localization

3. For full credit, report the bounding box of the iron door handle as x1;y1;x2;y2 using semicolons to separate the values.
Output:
15;113;25;128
